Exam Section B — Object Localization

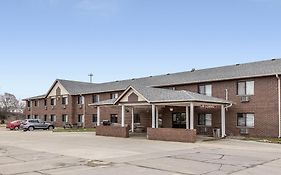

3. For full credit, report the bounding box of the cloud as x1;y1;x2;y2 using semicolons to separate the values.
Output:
76;0;119;16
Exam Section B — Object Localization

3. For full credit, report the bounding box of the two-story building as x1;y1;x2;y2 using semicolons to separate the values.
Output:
24;59;281;141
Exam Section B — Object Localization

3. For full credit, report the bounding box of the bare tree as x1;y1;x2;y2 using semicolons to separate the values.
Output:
0;93;20;113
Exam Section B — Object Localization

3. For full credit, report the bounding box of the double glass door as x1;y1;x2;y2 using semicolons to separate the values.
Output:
172;113;186;128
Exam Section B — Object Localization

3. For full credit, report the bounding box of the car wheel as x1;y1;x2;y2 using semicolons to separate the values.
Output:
14;126;19;131
28;126;34;131
48;126;54;130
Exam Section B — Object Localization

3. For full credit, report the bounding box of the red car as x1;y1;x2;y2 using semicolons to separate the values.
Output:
6;120;22;130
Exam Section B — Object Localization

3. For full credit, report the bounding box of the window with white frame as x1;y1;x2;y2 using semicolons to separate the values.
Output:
237;81;254;96
92;114;97;123
78;114;84;123
50;115;56;122
62;114;68;122
50;98;56;106
62;96;68;105
110;114;118;123
199;84;212;96
77;96;84;104
92;95;100;103
198;114;212;126
237;113;254;127
110;93;119;99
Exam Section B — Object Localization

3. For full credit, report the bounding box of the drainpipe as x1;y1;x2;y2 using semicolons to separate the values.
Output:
276;74;281;138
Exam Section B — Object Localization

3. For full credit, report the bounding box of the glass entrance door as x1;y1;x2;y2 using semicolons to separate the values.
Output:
172;113;186;128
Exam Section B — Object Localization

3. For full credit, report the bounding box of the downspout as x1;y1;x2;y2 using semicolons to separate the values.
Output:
225;89;233;111
276;74;281;138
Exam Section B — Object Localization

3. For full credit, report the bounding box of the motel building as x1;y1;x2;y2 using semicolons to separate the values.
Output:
24;59;281;142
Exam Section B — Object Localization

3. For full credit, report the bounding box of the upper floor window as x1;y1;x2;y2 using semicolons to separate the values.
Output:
237;81;254;96
34;100;38;107
198;114;212;126
50;98;56;106
237;113;254;127
110;93;119;99
44;99;47;106
198;84;212;96
77;96;84;105
62;96;68;105
27;101;31;107
92;95;100;103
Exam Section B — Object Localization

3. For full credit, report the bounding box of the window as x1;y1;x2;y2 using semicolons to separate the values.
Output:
62;114;68;122
62;97;68;105
50;98;56;106
237;81;254;96
134;114;140;123
77;96;84;105
92;114;97;123
44;99;47;106
237;113;254;127
92;95;100;103
172;113;186;128
110;93;119;99
50;115;56;122
27;101;31;107
78;114;84;123
44;115;47;121
198;114;212;126
34;101;38;107
34;115;38;119
110;114;118;123
199;84;212;96
27;115;31;119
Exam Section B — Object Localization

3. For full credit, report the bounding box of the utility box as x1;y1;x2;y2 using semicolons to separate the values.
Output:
213;128;221;139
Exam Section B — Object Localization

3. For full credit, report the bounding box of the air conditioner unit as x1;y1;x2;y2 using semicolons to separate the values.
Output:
79;105;83;109
51;106;54;110
240;96;250;103
63;105;66;109
240;128;249;135
27;107;30;111
45;106;47;110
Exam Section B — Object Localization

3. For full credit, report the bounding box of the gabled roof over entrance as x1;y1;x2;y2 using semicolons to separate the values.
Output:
90;85;232;106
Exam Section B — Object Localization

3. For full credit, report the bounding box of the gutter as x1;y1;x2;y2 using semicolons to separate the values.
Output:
276;74;281;138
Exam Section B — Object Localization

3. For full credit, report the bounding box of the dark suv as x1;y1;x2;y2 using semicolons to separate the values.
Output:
21;119;55;131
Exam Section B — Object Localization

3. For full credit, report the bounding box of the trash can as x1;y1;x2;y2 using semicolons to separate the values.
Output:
213;128;221;139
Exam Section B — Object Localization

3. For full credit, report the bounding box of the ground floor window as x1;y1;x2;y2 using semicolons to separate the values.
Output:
50;115;56;122
134;114;140;123
110;114;118;123
27;115;31;119
44;115;47;121
34;115;38;119
237;113;254;127
92;114;97;123
78;114;84;123
62;114;68;122
198;114;212;126
172;113;186;128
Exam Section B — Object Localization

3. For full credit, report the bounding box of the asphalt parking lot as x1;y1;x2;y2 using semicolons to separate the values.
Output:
0;128;281;175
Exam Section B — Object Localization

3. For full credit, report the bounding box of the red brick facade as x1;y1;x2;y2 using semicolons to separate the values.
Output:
24;75;280;137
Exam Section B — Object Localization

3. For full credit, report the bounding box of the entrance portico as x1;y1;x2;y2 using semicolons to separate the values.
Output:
90;85;232;142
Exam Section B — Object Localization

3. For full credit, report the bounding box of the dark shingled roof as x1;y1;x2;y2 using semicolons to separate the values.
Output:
25;58;281;99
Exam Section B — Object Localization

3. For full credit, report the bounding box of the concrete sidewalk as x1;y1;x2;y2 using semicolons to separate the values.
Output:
0;128;281;174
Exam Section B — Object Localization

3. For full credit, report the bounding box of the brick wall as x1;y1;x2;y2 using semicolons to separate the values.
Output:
147;128;197;143
96;125;129;138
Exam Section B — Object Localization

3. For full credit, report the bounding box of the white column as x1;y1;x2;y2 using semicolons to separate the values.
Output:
131;107;134;132
152;104;156;128
97;106;100;126
156;106;159;128
190;102;194;129
122;105;125;127
221;105;226;138
186;105;189;129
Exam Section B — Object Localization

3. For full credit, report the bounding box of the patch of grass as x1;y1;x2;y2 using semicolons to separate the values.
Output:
240;137;281;144
53;127;96;132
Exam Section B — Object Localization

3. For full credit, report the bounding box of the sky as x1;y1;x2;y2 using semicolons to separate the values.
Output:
0;0;281;99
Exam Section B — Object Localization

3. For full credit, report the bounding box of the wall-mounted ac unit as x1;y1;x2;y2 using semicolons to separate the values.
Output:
45;106;47;110
240;128;249;135
79;105;83;109
240;96;250;103
27;107;30;111
63;105;66;109
51;106;54;110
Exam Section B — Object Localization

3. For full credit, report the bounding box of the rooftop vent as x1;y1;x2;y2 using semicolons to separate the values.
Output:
166;73;170;75
236;64;240;66
131;78;135;81
191;68;196;72
272;58;276;61
149;76;153;77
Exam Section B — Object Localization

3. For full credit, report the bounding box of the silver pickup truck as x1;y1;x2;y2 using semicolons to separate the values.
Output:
21;119;55;131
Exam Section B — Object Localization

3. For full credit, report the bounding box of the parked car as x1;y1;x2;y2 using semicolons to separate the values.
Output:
6;120;22;130
20;119;55;131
